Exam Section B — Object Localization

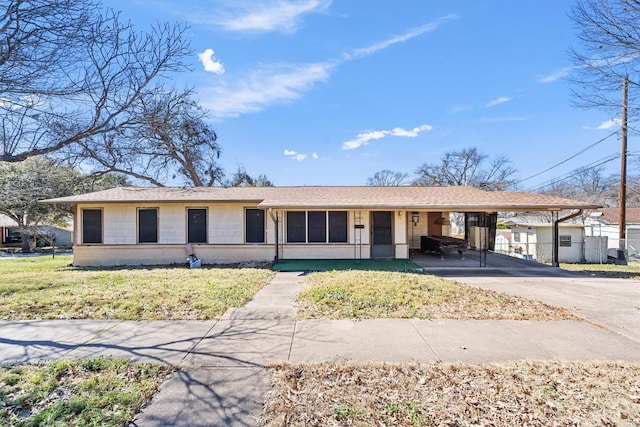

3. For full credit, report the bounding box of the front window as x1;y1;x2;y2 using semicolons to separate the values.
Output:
138;208;158;243
287;211;306;243
82;209;102;244
246;208;265;243
559;235;572;247
187;208;207;243
329;211;348;243
286;211;348;243
307;211;326;243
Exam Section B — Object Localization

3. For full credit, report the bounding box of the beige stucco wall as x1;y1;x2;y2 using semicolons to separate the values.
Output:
73;204;417;266
72;244;274;267
280;244;361;259
76;202;275;246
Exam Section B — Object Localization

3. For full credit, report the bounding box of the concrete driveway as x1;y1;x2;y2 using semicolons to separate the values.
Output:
412;249;563;271
426;253;640;343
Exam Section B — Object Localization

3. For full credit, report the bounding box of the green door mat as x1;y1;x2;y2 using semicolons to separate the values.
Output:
273;259;422;272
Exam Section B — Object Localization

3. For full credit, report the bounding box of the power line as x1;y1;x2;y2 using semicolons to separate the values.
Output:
526;153;620;192
516;130;618;185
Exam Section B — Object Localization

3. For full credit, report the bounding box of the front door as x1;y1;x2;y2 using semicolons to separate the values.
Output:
371;211;394;258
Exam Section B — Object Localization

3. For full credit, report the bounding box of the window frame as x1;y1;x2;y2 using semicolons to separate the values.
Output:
328;211;348;243
307;211;327;243
137;207;159;244
285;210;349;244
286;211;307;243
81;208;103;244
186;207;208;244
245;208;266;244
559;235;572;247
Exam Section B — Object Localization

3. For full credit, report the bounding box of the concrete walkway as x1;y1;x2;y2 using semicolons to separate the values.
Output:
1;271;639;426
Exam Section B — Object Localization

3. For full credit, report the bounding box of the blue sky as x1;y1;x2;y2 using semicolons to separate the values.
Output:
112;0;633;189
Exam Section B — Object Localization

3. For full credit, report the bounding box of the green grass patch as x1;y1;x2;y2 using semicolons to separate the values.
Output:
297;270;576;320
561;261;640;279
0;256;274;320
0;358;172;427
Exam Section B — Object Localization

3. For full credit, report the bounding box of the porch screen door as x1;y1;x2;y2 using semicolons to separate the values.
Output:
371;211;393;258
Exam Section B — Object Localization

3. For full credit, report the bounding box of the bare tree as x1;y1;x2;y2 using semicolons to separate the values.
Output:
67;90;224;187
225;165;274;187
539;166;619;207
626;175;640;204
366;170;409;186
413;147;517;190
569;0;639;119
0;0;190;162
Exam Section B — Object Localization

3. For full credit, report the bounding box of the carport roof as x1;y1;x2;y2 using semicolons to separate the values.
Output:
41;186;601;212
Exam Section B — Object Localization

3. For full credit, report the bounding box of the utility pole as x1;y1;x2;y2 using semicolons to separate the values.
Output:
618;76;628;265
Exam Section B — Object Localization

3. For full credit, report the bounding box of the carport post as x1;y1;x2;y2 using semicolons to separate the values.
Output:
552;209;582;267
268;209;279;262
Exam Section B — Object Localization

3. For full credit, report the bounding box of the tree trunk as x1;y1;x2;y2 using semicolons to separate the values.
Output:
20;231;31;253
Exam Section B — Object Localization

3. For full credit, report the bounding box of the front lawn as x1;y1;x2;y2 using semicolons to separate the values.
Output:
0;256;274;320
264;361;640;426
0;358;171;426
561;261;640;279
297;270;576;320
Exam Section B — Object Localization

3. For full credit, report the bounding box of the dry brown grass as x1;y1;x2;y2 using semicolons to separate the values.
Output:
263;361;640;426
0;256;274;320
297;271;577;320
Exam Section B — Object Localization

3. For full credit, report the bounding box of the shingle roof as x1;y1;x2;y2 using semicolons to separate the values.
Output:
0;214;15;227
41;186;601;212
596;207;640;224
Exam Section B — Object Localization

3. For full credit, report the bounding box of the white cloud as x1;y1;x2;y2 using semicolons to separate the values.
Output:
284;149;314;162
0;94;46;111
597;118;621;130
199;15;454;118
538;66;572;83
152;0;331;34
198;49;225;74
447;104;472;114
342;124;432;150
202;62;335;118
312;152;319;159
477;116;528;123
347;15;456;59
219;0;332;33
485;96;513;108
175;0;332;33
539;53;639;84
389;125;432;137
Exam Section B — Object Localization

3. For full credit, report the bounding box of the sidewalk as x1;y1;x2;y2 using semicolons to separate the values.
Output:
1;271;639;426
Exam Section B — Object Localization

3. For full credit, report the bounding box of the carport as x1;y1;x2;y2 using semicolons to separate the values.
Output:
410;247;561;270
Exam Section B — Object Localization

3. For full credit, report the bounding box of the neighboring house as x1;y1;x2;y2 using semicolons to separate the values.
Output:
497;218;586;263
585;207;640;259
41;186;599;267
0;214;72;247
0;214;13;245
